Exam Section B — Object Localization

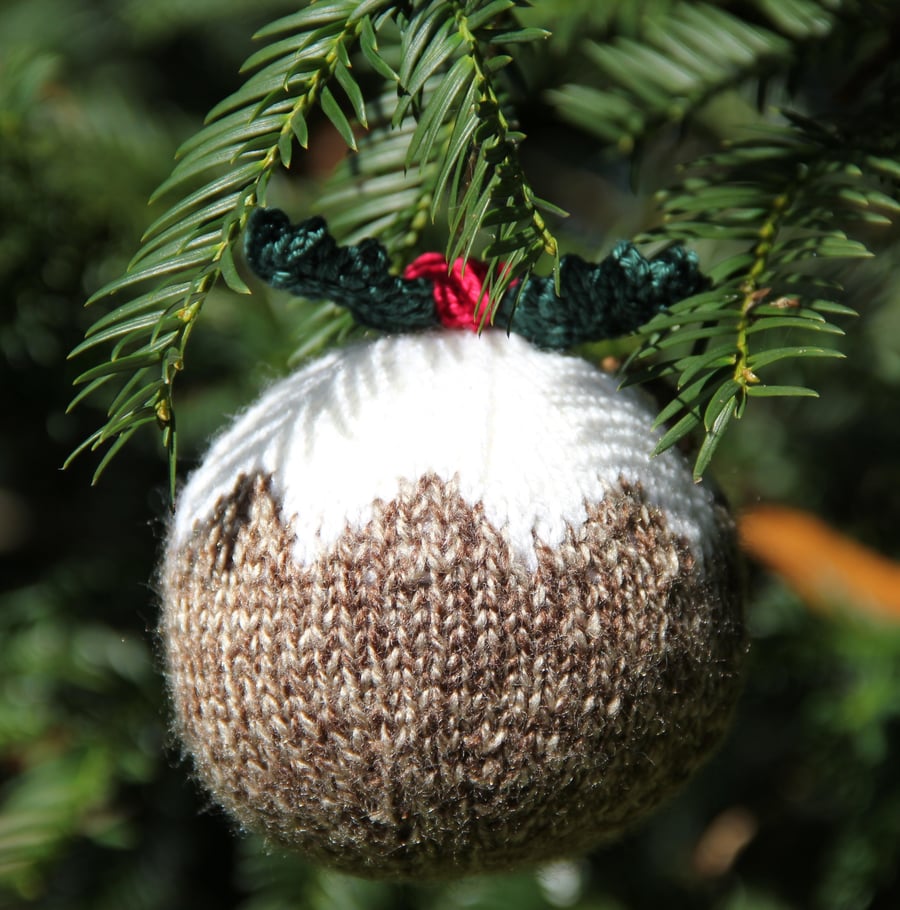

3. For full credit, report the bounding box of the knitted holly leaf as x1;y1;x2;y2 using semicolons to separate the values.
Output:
244;207;708;343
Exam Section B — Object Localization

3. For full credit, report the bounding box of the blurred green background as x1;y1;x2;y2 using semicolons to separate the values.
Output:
2;1;900;908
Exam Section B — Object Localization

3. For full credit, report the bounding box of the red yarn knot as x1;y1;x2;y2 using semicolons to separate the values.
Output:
404;253;492;331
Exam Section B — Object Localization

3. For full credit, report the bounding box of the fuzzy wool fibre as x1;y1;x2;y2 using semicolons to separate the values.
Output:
169;332;721;571
162;332;745;879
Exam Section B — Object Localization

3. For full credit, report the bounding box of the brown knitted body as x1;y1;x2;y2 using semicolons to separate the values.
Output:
163;472;744;879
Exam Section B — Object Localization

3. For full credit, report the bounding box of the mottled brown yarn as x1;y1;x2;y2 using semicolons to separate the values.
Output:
162;473;744;879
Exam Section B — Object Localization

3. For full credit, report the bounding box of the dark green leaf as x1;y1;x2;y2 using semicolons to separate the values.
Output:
74;347;167;386
746;384;820;397
465;0;516;31
89;249;211;303
406;55;472;167
334;60;368;128
90;418;159;486
70;313;175;357
674;344;739;386
66;375;116;414
405;27;463;98
291;110;310;147
432;79;479;203
320;85;358;149
693;396;737;481
399;1;453;87
747;346;844;370
866;155;900;181
810;299;857;316
347;0;394;25
254;1;358;40
703;379;741;431
146;162;262;233
745;316;844;335
489;26;551;44
219;243;251;295
134;197;241;265
84;283;194;331
653;410;701;457
359;14;399;80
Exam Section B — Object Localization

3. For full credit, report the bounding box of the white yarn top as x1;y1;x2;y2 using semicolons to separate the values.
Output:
173;331;719;570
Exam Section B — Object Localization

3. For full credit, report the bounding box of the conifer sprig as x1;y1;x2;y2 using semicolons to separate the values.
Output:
397;0;560;304
67;0;398;495
68;0;562;492
625;111;900;478
66;0;900;490
547;0;840;152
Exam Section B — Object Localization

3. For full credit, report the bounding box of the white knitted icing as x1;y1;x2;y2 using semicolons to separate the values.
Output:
173;331;720;570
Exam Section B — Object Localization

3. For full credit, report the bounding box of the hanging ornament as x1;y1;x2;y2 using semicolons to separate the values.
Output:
161;210;745;879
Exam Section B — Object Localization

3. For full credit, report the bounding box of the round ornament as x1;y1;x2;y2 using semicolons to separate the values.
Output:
160;212;745;879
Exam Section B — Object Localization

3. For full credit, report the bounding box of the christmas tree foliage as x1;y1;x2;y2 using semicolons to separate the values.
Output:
3;0;900;907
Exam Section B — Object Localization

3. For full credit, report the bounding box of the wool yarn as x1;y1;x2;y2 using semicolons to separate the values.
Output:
161;331;745;879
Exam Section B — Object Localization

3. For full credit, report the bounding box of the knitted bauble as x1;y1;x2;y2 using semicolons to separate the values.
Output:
161;330;744;880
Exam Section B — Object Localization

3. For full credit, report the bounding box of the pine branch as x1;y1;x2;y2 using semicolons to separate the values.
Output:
624;110;900;479
319;0;562;288
66;0;900;490
67;0;563;491
316;86;435;253
67;0;395;495
547;0;840;152
395;0;560;304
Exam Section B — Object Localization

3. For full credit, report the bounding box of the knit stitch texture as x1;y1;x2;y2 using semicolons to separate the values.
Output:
161;332;745;878
163;474;743;878
169;332;723;572
244;208;708;345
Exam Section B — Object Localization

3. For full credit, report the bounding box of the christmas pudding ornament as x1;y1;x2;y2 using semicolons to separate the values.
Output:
161;211;745;879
